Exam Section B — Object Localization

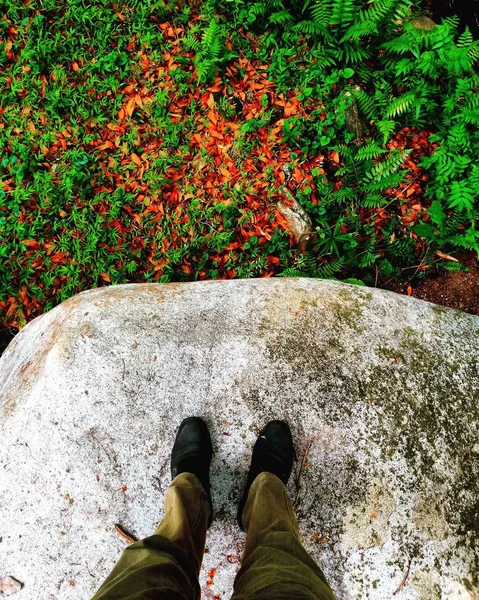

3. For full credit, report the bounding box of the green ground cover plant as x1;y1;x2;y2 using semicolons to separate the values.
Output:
1;0;478;327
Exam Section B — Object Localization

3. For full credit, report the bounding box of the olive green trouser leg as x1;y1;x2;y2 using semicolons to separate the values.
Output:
232;472;337;600
91;472;210;600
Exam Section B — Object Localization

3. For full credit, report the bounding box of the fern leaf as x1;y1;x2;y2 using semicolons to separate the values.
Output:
315;256;345;278
448;181;475;211
269;10;294;24
278;268;306;278
362;193;389;207
385;92;416;118
354;89;377;120
376;119;396;144
310;0;332;26
356;140;386;160
457;26;474;48
330;0;355;27
340;20;377;42
365;149;411;182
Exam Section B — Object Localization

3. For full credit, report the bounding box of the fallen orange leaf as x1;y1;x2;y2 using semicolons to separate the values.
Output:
23;239;40;249
436;251;459;262
207;93;215;109
99;141;114;150
126;97;136;117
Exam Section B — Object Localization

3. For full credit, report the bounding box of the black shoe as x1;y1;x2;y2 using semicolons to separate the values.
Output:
237;420;294;531
171;417;213;526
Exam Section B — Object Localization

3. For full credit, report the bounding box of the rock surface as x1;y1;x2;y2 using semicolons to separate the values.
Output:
0;279;478;600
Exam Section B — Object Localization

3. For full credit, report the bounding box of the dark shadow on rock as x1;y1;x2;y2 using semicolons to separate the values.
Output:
0;326;17;359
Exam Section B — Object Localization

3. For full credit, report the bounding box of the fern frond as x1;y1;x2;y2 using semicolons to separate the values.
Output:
340;20;377;42
357;240;378;267
332;143;354;160
356;140;387;160
249;2;268;17
202;21;218;49
354;89;377;120
442;15;460;32
195;58;214;82
278;268;306;277
436;261;463;271
182;31;201;52
362;172;405;192
376;119;396;144
365;149;411;182
269;10;294;24
394;57;416;76
459;108;479;126
448;180;475;211
315;256;345;278
457;26;474;48
330;0;355;27
381;25;421;54
360;0;396;23
342;42;371;63
385;92;416;118
362;193;389;207
310;0;332;27
294;19;324;35
448;228;479;250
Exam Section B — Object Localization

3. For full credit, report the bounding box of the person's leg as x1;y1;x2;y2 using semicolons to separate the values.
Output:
92;418;213;600
232;422;336;600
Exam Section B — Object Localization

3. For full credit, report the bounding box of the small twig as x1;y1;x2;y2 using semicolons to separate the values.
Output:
294;437;315;507
122;358;126;381
382;261;428;288
115;523;137;545
404;256;427;287
393;557;412;595
369;175;421;221
364;175;422;231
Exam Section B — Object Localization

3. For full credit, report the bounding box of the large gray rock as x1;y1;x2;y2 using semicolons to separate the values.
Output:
0;279;478;600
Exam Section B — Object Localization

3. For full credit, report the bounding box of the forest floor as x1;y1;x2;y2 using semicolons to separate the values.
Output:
1;0;478;345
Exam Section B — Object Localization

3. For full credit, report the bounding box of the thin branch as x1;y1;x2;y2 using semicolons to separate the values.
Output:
393;557;413;595
115;523;137;545
294;437;315;507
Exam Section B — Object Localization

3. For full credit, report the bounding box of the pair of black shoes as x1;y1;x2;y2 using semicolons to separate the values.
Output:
171;418;294;530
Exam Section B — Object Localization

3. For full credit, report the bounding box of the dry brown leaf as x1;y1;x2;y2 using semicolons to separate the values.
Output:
436;251;459;262
126;97;136;117
131;153;142;166
0;576;23;595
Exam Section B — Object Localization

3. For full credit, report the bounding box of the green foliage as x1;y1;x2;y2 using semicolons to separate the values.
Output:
185;18;237;82
2;0;479;327
206;0;479;276
278;255;345;278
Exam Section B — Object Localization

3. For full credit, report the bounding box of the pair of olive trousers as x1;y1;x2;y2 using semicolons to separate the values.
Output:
92;471;336;599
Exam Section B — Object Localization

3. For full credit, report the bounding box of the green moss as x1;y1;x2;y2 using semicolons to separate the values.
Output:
260;284;479;562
